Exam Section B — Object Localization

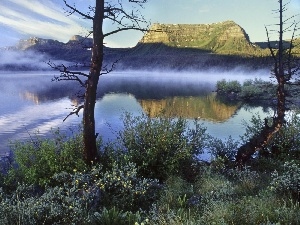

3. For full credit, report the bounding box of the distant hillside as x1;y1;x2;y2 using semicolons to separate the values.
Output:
138;21;267;56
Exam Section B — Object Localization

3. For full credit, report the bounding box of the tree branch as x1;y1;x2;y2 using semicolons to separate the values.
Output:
48;62;89;87
63;105;84;122
104;27;148;37
63;0;93;19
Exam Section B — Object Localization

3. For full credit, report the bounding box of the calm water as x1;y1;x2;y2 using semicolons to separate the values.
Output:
0;70;273;156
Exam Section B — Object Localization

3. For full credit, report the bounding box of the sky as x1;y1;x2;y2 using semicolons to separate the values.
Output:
0;0;300;48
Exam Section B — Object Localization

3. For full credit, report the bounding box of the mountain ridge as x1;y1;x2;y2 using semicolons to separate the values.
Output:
139;21;263;55
1;20;299;70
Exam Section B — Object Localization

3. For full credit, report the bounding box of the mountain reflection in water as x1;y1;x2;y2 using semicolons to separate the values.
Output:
0;71;273;156
139;93;241;122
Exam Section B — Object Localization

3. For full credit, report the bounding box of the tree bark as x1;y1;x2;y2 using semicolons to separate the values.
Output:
235;0;287;165
83;0;104;164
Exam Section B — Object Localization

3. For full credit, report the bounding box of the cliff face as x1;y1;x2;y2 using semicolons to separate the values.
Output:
16;37;64;51
13;36;93;62
139;21;258;55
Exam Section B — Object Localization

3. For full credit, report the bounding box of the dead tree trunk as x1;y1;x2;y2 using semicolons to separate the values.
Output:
235;0;290;165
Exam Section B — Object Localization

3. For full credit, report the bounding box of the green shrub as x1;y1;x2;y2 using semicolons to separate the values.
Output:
196;169;234;203
94;162;161;211
270;160;300;200
0;182;92;225
267;112;300;159
119;113;208;181
0;162;161;224
208;136;239;163
241;111;300;160
226;166;262;196
240;113;267;143
5;128;87;187
240;78;275;100
216;79;242;94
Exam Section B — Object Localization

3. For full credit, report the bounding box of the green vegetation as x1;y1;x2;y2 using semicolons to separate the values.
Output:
216;78;276;101
1;112;300;224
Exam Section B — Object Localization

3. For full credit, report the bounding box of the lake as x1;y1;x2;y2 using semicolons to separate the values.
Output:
0;70;274;157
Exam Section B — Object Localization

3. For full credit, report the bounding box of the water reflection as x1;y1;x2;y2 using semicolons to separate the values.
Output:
139;93;241;122
0;71;273;156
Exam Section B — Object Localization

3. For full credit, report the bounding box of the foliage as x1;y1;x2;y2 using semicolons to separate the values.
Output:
241;78;275;99
0;182;92;225
216;79;242;94
2;112;300;224
226;166;263;196
146;167;300;225
208;136;239;163
5;128;87;187
241;111;300;159
0;162;160;224
199;191;300;225
216;78;276;101
240;113;266;143
266;112;300;159
93;207;146;225
271;160;300;200
118;113;208;181
93;162;161;212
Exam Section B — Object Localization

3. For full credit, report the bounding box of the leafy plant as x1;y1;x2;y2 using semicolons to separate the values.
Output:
216;79;242;94
6;128;87;187
209;136;239;163
271;160;300;200
118;113;208;181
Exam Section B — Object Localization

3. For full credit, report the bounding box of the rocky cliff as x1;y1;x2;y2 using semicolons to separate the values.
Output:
138;21;261;55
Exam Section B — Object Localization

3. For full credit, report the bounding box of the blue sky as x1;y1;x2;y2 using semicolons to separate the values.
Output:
0;0;299;48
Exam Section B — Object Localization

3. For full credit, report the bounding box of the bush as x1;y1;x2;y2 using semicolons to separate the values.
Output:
271;160;300;200
118;113;208;181
241;111;300;160
0;162;161;224
216;79;242;94
240;78;275;100
0;183;92;225
267;112;300;159
5;128;87;187
208;136;239;163
94;162;161;211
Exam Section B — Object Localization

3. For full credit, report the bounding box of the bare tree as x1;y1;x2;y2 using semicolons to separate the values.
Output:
51;0;149;165
236;0;300;165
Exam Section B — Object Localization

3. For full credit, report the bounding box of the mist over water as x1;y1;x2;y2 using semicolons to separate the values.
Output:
0;50;71;70
0;69;274;157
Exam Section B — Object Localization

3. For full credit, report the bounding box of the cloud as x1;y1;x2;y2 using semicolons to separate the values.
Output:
0;0;90;43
